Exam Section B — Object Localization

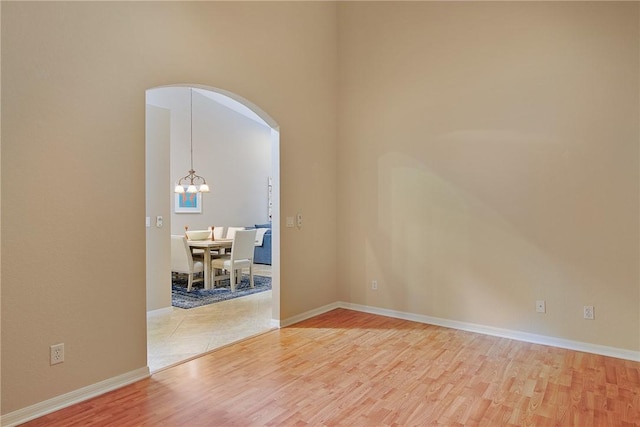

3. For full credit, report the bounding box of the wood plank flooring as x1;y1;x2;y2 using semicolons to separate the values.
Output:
23;309;640;426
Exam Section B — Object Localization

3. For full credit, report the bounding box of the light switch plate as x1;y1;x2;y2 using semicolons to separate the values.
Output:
286;216;294;228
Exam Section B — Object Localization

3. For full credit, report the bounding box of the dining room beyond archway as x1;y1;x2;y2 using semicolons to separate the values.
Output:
145;84;280;372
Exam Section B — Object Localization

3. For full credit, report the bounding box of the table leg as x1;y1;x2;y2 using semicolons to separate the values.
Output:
204;248;211;290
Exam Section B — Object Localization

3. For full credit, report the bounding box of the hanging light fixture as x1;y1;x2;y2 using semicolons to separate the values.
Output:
174;88;210;194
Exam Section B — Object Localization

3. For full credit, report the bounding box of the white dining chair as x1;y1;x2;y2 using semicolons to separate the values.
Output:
212;225;225;240
171;235;204;291
211;229;257;292
225;226;245;240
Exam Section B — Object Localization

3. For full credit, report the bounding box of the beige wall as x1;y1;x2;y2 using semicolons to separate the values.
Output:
2;0;639;419
337;2;639;350
146;105;172;311
1;1;338;414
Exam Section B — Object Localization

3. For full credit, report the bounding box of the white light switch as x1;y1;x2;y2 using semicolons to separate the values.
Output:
286;216;294;228
145;217;151;227
156;216;163;228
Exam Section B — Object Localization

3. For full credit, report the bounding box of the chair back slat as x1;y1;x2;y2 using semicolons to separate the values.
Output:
226;226;245;240
231;229;257;262
211;226;224;240
171;235;194;273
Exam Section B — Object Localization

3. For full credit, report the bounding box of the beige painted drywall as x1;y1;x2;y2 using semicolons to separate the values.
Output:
146;104;171;312
2;0;639;419
1;1;338;414
337;2;639;351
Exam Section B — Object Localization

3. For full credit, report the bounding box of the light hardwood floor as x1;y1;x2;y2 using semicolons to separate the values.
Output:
26;309;640;426
148;264;273;372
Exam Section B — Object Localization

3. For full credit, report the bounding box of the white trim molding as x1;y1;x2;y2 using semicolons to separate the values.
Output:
147;306;174;318
339;302;640;362
270;318;281;329
1;367;150;427
280;302;341;328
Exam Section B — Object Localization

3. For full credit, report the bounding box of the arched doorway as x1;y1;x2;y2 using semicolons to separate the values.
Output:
145;84;280;372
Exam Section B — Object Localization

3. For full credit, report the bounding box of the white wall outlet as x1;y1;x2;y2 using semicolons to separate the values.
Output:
584;306;594;320
371;280;378;290
156;216;163;228
536;300;546;313
296;212;303;227
50;343;64;365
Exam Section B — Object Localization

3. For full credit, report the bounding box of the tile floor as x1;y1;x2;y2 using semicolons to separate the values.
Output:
147;264;274;372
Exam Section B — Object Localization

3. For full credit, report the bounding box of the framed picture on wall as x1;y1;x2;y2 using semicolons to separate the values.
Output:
175;192;202;213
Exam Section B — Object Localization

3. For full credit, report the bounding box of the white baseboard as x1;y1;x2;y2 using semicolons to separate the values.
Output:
146;306;173;317
1;366;150;427
339;302;640;362
280;301;341;328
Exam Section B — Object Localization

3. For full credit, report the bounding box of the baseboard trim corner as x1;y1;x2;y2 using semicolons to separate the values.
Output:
146;306;174;318
280;302;341;328
339;302;640;362
1;366;150;427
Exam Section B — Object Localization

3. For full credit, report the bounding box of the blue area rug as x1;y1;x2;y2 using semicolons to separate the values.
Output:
172;274;271;309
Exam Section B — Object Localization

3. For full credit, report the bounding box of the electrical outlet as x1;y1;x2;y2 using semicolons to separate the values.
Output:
371;280;378;290
536;300;546;313
50;343;64;365
584;306;594;320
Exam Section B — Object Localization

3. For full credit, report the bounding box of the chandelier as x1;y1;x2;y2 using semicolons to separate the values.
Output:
174;88;210;194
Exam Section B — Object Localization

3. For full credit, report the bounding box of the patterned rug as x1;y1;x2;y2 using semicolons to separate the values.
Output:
172;274;271;309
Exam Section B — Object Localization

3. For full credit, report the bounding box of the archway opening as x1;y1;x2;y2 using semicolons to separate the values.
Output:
145;84;280;372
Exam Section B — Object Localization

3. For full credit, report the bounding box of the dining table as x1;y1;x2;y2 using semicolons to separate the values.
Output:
187;238;233;289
